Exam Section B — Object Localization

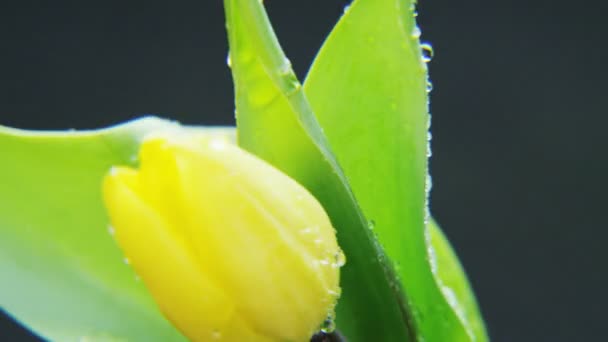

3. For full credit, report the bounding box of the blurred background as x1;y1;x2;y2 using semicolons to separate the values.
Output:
0;0;605;341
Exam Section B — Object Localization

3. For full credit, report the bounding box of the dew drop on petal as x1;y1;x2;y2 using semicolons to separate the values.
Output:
333;250;346;268
211;330;222;340
320;315;336;333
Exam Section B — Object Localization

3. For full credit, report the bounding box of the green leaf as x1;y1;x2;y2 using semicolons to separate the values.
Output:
428;220;489;341
224;0;413;340
304;0;487;340
0;118;235;341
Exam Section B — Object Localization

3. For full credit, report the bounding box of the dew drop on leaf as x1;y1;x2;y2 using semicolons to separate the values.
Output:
279;58;292;76
421;43;434;63
426;131;433;158
368;219;376;231
426;80;434;93
412;26;421;39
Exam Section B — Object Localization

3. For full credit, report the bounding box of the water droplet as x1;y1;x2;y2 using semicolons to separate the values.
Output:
290;79;301;91
314;238;323;245
426;80;434;93
343;4;352;14
411;26;421;39
107;225;115;236
226;52;232;68
279;58;292;76
413;10;419;18
333;250;346;268
320;315;336;333
368;219;376;230
421;43;434;63
300;227;313;235
281;71;301;97
211;330;222;340
123;257;131;265
327;288;341;297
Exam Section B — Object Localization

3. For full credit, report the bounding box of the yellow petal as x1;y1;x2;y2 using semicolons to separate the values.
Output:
104;167;235;341
103;132;343;342
173;139;341;341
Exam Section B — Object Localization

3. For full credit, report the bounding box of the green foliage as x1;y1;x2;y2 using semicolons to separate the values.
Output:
0;118;231;341
304;0;487;340
226;0;487;340
0;0;486;341
224;0;411;340
427;220;488;340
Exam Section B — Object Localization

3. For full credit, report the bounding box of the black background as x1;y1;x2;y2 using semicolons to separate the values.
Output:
1;0;606;341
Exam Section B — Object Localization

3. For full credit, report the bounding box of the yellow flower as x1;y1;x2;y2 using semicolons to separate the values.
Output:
102;132;344;342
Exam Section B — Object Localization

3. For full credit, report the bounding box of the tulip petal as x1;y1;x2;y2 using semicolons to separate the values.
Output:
122;134;342;340
104;134;342;342
103;163;236;341
172;137;340;341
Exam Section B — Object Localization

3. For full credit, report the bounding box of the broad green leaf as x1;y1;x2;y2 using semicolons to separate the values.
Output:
0;118;232;341
224;0;413;340
428;220;488;341
304;0;487;340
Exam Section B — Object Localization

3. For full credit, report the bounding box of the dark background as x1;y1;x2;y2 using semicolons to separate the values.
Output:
1;0;606;341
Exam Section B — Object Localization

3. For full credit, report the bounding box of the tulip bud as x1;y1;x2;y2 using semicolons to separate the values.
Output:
102;132;344;342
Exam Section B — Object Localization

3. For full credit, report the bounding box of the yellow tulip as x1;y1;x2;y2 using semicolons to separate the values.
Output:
102;132;344;342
